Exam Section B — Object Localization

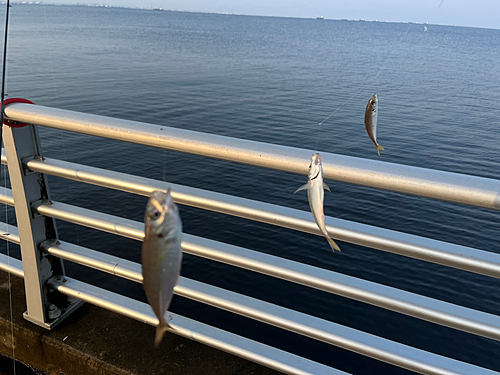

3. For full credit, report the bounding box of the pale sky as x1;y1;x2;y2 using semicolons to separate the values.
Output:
51;0;499;30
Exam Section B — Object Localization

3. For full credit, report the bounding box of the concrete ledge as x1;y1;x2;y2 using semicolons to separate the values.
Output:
0;272;280;375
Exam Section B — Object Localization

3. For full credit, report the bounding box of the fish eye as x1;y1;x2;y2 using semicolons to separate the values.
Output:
150;209;161;220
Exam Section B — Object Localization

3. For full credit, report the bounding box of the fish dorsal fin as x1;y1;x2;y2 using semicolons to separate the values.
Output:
323;182;331;192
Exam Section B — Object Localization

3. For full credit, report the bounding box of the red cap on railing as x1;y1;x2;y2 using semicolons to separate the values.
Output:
2;98;35;128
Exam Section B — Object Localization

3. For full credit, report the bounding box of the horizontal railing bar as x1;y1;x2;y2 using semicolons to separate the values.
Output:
177;279;496;375
46;276;348;375
24;181;500;279
33;200;500;340
5;104;500;211
0;222;20;245
34;199;144;240
46;275;495;375
42;239;500;342
0;188;14;207
0;251;341;375
42;240;140;283
0;254;24;278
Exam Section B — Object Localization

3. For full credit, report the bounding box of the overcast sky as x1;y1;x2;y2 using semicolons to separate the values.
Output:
52;1;499;30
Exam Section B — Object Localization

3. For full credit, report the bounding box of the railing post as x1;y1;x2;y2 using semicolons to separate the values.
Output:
3;123;82;329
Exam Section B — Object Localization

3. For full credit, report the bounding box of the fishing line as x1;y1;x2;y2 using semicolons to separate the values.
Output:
1;1;16;373
162;149;167;182
314;70;381;152
4;159;15;375
313;22;412;152
0;0;9;161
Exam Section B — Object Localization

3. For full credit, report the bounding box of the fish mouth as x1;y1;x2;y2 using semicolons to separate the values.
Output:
310;169;321;180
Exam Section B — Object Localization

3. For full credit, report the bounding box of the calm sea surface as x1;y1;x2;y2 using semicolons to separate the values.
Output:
1;5;500;374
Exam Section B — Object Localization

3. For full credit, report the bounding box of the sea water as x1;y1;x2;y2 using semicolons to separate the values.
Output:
1;5;500;374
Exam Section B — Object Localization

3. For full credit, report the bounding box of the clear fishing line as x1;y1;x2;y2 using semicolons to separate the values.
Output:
3;158;15;375
162;149;167;182
314;70;382;152
313;23;412;152
1;0;16;372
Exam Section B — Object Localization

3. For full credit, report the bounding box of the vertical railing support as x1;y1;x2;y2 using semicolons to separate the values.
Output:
3;123;82;329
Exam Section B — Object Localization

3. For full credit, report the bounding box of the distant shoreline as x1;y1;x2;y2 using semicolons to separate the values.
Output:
5;2;499;31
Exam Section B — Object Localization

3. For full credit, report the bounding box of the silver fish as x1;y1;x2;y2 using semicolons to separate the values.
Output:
295;153;341;252
141;189;183;347
364;93;385;156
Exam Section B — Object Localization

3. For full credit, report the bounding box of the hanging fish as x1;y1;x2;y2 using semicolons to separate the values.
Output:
364;93;385;156
295;153;341;252
141;189;183;347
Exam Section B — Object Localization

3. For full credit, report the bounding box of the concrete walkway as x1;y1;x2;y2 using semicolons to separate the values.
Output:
0;272;281;375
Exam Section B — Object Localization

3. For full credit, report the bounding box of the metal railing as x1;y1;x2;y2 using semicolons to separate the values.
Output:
0;102;499;374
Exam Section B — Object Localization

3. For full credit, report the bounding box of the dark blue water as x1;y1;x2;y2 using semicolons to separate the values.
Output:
1;5;500;374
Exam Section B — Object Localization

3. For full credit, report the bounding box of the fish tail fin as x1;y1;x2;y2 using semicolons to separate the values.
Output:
154;321;171;347
376;144;385;156
326;236;341;252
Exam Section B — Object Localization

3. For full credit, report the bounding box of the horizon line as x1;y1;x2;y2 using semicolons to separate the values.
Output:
6;1;500;31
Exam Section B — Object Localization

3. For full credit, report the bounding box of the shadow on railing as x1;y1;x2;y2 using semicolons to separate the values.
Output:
1;101;499;375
